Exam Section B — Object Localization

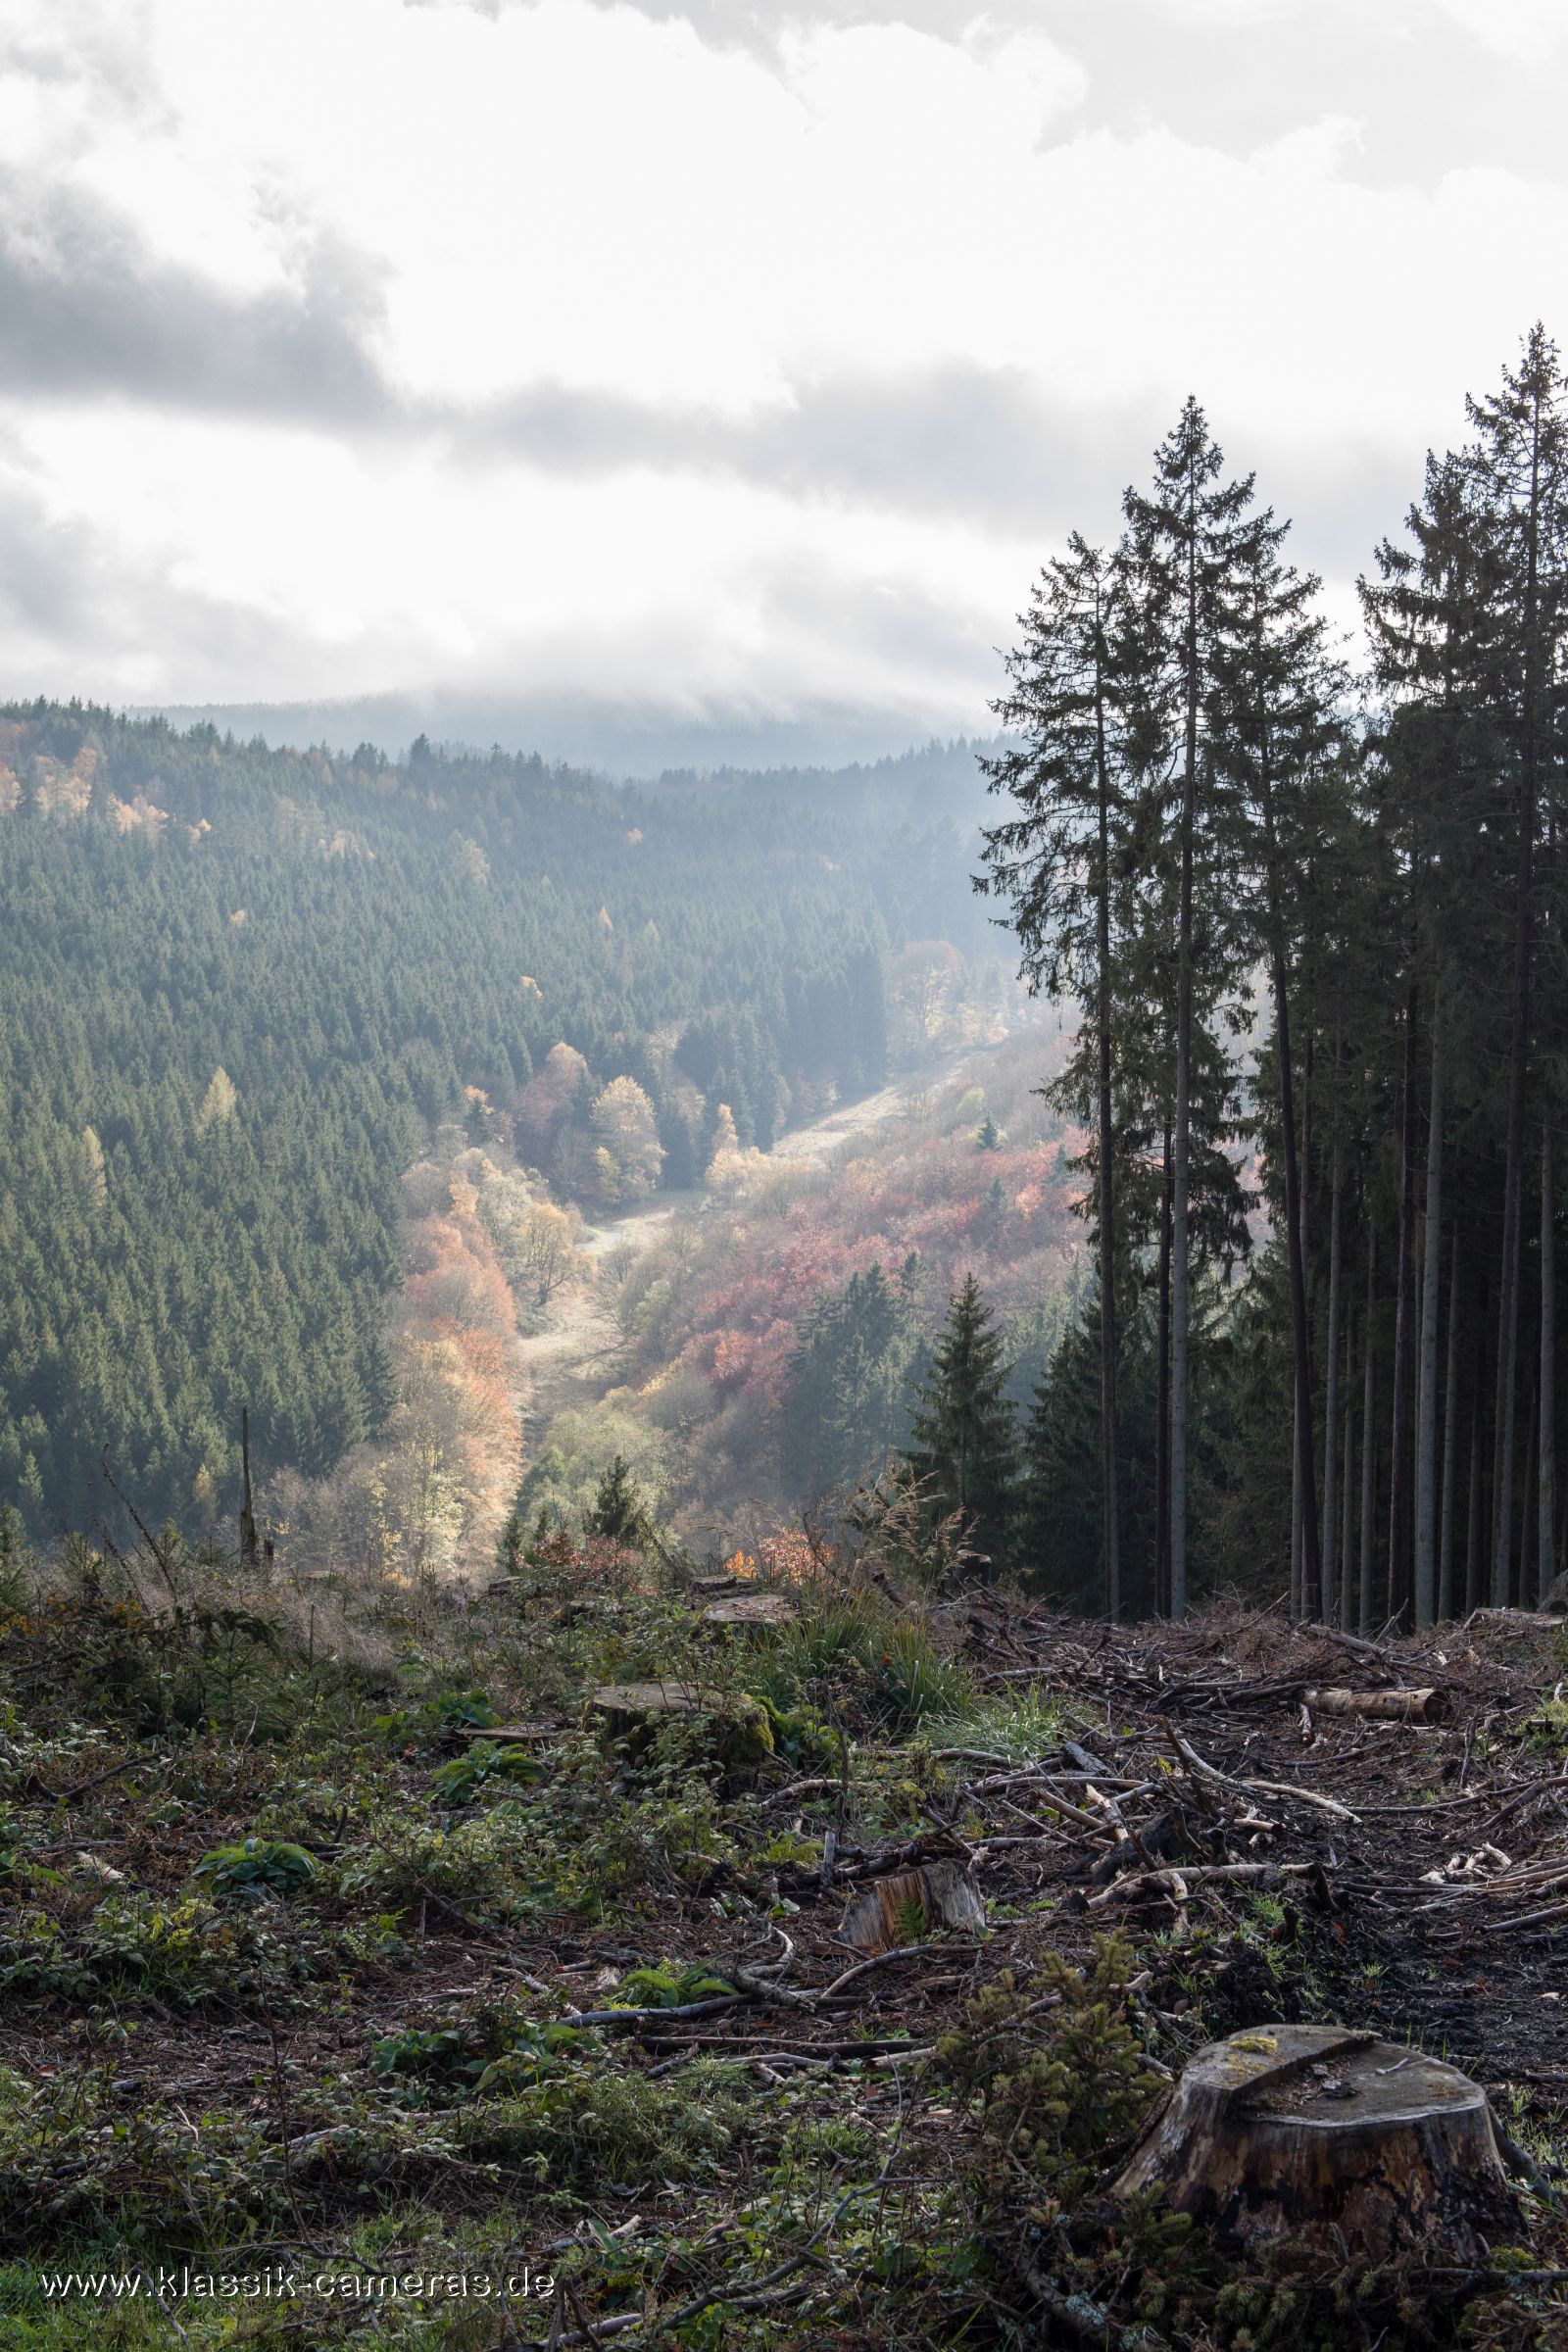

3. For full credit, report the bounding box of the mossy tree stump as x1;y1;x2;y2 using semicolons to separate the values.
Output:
585;1680;773;1770
1111;2025;1517;2260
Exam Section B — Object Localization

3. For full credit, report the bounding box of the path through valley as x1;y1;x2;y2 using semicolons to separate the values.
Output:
514;1051;988;1439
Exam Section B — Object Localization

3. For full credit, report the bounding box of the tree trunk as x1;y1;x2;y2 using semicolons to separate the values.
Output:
239;1406;259;1571
1465;1282;1491;1614
1520;1381;1540;1607
1341;1308;1355;1630
1439;1242;1461;1621
1492;402;1543;1607
1170;799;1196;1620
1322;1141;1344;1630
1273;952;1320;1618
1359;1226;1377;1637
1414;1003;1445;1628
1170;484;1200;1628
1154;1120;1173;1617
1387;991;1418;1627
1111;2025;1517;2262
1542;1128;1557;1602
1094;644;1121;1624
1290;1390;1302;1624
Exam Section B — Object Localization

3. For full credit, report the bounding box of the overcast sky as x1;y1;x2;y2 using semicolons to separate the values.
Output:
3;0;1566;760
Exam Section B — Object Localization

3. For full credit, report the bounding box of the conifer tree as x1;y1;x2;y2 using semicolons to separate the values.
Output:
1121;402;1265;1619
585;1453;654;1549
903;1274;1018;1559
981;536;1129;1616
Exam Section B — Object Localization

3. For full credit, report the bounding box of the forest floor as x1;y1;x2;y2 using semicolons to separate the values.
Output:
3;1531;1568;2351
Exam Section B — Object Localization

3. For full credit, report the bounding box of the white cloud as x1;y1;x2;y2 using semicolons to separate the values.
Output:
0;0;1564;738
1435;0;1568;58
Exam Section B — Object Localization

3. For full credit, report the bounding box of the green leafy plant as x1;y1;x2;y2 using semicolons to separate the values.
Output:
429;1739;544;1804
192;1836;318;1895
614;1960;737;2008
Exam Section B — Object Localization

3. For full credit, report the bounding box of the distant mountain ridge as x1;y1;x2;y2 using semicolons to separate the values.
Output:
131;690;1003;803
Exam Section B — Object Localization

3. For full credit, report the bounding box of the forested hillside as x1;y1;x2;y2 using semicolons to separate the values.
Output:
0;708;962;1536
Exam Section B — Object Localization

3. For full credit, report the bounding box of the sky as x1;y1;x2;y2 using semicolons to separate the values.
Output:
3;0;1567;765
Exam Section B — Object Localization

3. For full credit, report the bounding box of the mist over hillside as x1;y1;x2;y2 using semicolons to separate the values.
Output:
136;691;1001;796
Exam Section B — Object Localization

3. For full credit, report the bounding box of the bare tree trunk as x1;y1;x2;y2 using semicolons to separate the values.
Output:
1439;1242;1461;1622
1359;1225;1377;1637
1170;493;1200;1629
1353;1317;1363;1627
1465;1281;1490;1614
1171;814;1195;1622
1154;1121;1173;1617
1388;993;1419;1627
1414;1004;1445;1628
1273;952;1320;1618
240;1406;259;1571
1492;396;1544;1606
1520;1380;1539;1604
1290;1389;1302;1624
1543;1128;1557;1602
1094;647;1121;1624
1322;1139;1344;1625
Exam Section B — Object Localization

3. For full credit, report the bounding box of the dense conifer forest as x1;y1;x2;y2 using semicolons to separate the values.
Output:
973;329;1568;1629
0;708;942;1534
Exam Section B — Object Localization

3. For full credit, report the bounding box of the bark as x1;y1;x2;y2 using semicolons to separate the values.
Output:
1322;1140;1344;1630
239;1406;259;1571
1154;1121;1173;1617
1290;1392;1302;1625
1465;1281;1491;1614
838;1861;985;1955
1340;1312;1355;1630
1543;1128;1557;1602
1491;395;1544;1606
1387;991;1419;1627
1304;1687;1448;1723
1414;1003;1446;1628
1093;618;1122;1624
1520;1383;1539;1606
1439;1242;1461;1622
1111;2025;1516;2261
1169;511;1199;1626
1273;951;1321;1617
1359;1226;1377;1637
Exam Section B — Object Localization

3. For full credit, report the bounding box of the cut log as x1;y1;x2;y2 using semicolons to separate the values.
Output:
1111;2024;1517;2259
1302;1686;1449;1723
837;1860;985;1954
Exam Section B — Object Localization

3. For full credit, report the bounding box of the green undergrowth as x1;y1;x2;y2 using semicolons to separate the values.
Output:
0;1528;1563;2349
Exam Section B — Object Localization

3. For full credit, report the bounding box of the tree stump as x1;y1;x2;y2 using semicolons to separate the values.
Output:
585;1680;773;1768
1110;2025;1517;2259
701;1592;795;1633
837;1859;985;1954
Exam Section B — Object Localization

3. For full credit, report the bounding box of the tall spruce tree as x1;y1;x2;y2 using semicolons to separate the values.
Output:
903;1274;1019;1560
1121;401;1265;1619
980;535;1130;1617
1219;516;1350;1620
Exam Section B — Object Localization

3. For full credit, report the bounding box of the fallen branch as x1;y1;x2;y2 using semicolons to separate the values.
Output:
1089;1861;1314;1910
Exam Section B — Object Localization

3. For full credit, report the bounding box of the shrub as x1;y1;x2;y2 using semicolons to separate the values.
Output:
938;1936;1161;2201
192;1837;319;1895
429;1740;544;1804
